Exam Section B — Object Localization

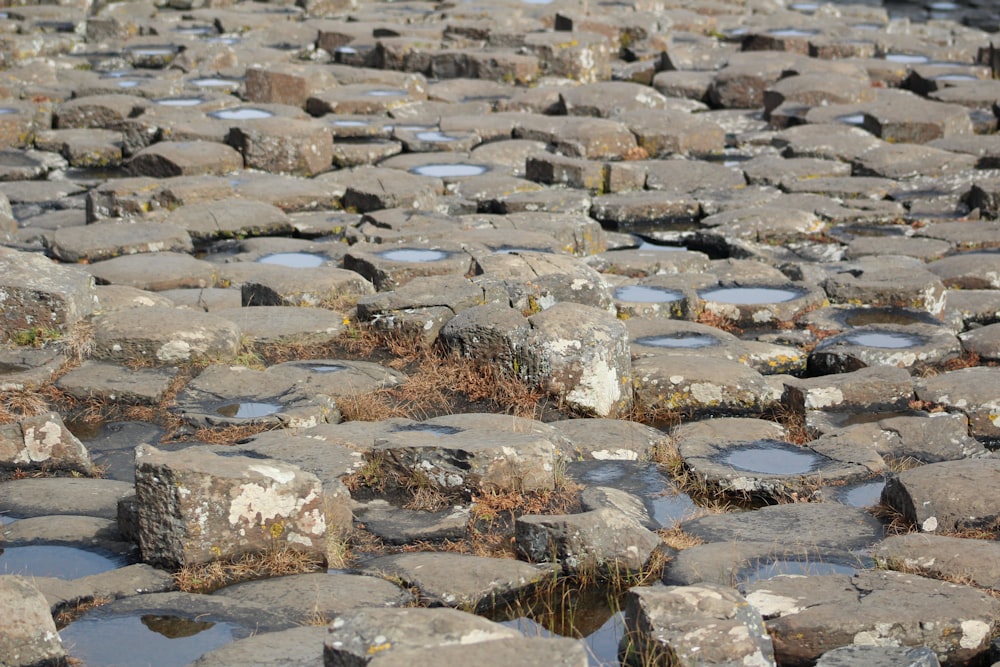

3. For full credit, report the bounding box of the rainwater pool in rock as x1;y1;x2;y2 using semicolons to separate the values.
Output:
61;614;235;667
413;131;461;142
409;164;489;178
191;78;241;89
154;97;206;107
570;461;695;528
209;108;274;121
739;558;859;584
614;286;684;303
1;545;129;579
636;333;721;350
390;423;463;435
378;249;450;262
256;252;327;268
699;286;803;304
844;331;925;349
215;401;282;419
835;480;885;508
722;441;822;475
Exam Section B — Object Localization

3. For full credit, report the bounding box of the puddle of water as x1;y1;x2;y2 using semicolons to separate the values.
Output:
215;401;282;419
570;461;694;528
722;441;822;475
129;47;177;57
699;286;803;305
191;78;240;88
836;113;866;125
301;363;348;373
378;248;450;262
0;514;16;525
492;247;545;254
208;36;240;44
790;2;819;11
840;480;884;507
768;28;818;37
335;46;358;54
365;89;407;97
844;331;923;349
117;80;141;88
257;252;326;268
155;97;205;107
636;333;721;349
61;614;235;667
932;73;978;82
0;108;20;115
614;285;684;303
929;1;958;10
885;53;929;64
636;241;685;251
521;0;554;4
332;119;369;127
209;108;274;120
410;164;489;178
0;361;29;373
1;545;129;579
740;558;858;584
174;26;214;35
414;131;459;142
391;423;463;435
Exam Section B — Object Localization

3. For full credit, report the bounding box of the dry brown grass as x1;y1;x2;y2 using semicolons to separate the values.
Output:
54;596;113;629
0;388;52;424
657;525;705;551
191;422;280;446
871;502;916;536
694;309;743;335
174;547;325;593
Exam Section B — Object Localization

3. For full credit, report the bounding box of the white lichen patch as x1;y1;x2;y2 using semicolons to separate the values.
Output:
804;387;844;409
690;382;724;404
565;356;621;416
744;590;802;618
229;482;300;525
157;339;192;362
248;463;295;484
591;448;639;461
960;619;990;649
19;419;62;463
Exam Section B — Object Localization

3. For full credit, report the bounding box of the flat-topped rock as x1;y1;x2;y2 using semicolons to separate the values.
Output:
0;247;98;337
0;478;134;520
882;458;1000;534
91;305;240;365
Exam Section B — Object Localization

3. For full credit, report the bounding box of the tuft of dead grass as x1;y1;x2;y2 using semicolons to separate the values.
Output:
54;596;113;629
174;547;325;594
0;388;52;424
657;525;705;551
694;309;743;335
191;422;280;446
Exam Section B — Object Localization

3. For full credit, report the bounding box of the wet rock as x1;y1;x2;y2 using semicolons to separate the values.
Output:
682;503;883;552
366;636;589;667
875;533;1000;590
359;552;553;611
863;94;974;143
0;247;98;338
808;324;962;374
0;478;133;520
664;539;865;588
0;412;92;475
743;570;999;666
163;198;293;242
926;251;1000;290
549;418;667;461
355;501;468;545
815;645;941;667
134;445;328;569
517;302;632;418
782;366;914;416
48;220;193;263
33;562;174;613
621;583;775;667
373;427;557;494
515;503;663;574
83;252;219;291
127;140;244;177
916;367;1000;441
673;417;874;500
91;305;241;365
190;626;328;667
822;255;948;316
212;572;412;624
324;607;521;665
882;458;1000;534
0;575;65;667
633;355;776;419
172;363;338;429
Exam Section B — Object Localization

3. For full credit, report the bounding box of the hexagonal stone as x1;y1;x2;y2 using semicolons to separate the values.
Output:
91;305;240;365
48;220;193;263
0;247;98;338
163;198;292;242
127;140;244;177
916;366;1000;441
226;117;333;177
632;355;776;418
862;94;973;143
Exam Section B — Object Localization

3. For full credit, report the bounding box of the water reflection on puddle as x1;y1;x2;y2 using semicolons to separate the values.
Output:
499;599;622;666
836;113;866;125
768;28;817;37
570;461;695;528
61;615;235;667
410;164;488;177
365;89;406;97
257;252;326;268
1;545;129;579
391;423;463;435
699;287;802;304
844;331;923;348
839;480;885;507
885;53;929;64
215;401;282;419
414;131;459;142
614;286;683;303
302;363;347;373
209;108;273;120
155;97;205;107
636;333;721;349
192;78;240;88
722;442;821;475
378;249;449;262
739;558;858;584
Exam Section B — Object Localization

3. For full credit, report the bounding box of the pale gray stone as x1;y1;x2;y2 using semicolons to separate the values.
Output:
0;575;65;667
